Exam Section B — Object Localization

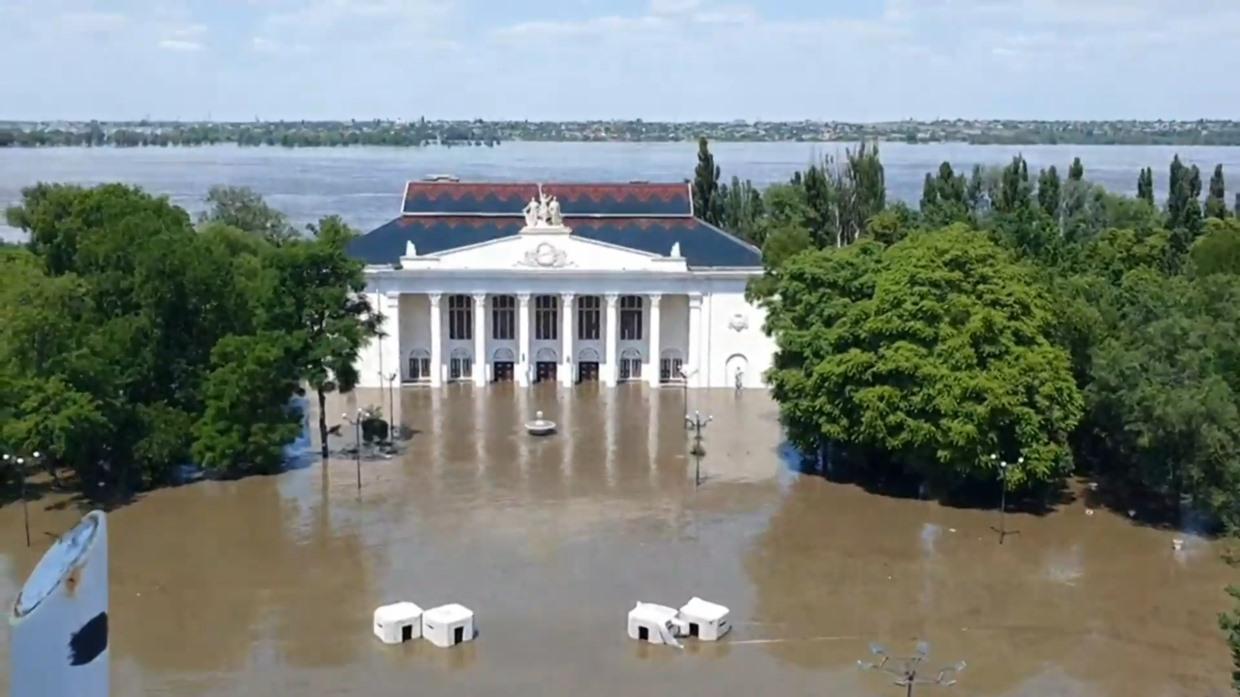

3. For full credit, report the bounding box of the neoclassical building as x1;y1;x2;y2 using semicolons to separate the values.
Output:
348;179;776;389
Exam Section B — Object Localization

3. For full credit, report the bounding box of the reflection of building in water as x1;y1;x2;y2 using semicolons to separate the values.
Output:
348;181;776;390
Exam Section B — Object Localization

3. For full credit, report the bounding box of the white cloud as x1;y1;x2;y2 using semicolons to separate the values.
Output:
158;39;203;51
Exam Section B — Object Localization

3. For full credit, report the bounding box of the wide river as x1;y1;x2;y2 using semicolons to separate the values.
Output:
0;387;1232;696
2;142;1240;241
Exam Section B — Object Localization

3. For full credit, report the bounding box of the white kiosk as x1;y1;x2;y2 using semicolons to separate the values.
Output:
422;604;475;648
373;602;423;644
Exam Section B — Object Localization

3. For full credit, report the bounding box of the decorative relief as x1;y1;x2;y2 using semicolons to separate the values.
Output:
516;242;571;268
728;313;749;332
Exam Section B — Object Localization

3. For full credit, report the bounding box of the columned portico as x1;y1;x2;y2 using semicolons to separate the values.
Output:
350;179;776;391
603;293;619;387
560;292;575;386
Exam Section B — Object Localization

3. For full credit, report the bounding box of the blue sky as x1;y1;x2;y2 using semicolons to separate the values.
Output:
1;0;1237;121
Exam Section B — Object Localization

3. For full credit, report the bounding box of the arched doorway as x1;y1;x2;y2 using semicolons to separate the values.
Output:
725;353;749;390
407;348;431;382
534;347;558;383
659;348;685;384
492;347;516;383
577;348;600;383
449;347;473;382
619;348;643;382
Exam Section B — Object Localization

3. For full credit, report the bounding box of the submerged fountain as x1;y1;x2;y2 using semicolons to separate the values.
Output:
525;410;557;436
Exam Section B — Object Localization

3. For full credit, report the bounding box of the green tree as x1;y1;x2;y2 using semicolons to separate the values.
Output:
764;227;1083;490
1191;218;1240;277
1068;157;1085;182
1207;164;1230;220
1037;165;1062;219
200;185;297;243
692;137;722;225
1222;585;1240;695
921;162;969;228
996;155;1033;216
1137;167;1155;206
261;216;378;459
718;176;765;244
193;333;304;474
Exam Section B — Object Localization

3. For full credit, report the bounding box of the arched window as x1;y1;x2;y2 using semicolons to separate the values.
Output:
449;347;473;381
660;349;685;384
407;349;431;382
535;347;558;362
493;347;515;362
619;347;643;381
578;347;600;363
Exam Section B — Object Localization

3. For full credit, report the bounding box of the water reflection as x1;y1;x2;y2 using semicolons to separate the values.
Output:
0;387;1231;696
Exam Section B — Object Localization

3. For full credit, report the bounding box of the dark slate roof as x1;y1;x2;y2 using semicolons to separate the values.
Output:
353;180;760;269
403;182;692;216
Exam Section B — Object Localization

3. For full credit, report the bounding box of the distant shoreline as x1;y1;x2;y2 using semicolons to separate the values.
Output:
4;119;1240;148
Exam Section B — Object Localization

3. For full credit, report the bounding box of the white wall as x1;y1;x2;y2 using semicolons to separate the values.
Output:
701;280;776;389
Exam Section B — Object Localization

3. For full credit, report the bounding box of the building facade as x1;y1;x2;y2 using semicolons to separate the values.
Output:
347;180;776;389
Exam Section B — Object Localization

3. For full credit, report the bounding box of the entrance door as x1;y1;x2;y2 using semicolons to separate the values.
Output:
535;361;557;383
454;626;465;645
577;362;599;383
493;362;514;383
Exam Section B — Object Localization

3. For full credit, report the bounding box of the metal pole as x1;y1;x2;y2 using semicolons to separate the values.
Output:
354;417;362;491
998;480;1007;544
19;456;31;547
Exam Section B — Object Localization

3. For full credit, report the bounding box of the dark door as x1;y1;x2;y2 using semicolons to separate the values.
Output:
638;626;649;642
578;362;599;383
402;625;413;642
454;626;465;645
535;361;557;383
493;362;514;383
689;623;699;638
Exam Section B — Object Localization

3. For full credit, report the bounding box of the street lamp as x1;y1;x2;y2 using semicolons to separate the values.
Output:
859;641;966;697
341;409;364;491
685;410;712;487
380;371;398;444
989;453;1024;544
3;451;37;547
678;366;698;426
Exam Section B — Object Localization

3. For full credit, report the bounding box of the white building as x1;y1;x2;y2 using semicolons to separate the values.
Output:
349;180;775;389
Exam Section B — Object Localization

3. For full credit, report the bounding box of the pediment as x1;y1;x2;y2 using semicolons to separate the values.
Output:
403;234;687;273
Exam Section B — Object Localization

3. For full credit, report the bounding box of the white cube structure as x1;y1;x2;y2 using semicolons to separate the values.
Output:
422;604;475;648
678;597;731;641
374;602;423;644
627;602;685;645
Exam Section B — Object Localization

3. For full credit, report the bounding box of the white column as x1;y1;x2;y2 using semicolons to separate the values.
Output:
516;293;531;387
560;292;575;386
603;293;619;387
647;294;662;388
380;292;401;387
687;293;702;388
472;293;486;387
428;292;443;387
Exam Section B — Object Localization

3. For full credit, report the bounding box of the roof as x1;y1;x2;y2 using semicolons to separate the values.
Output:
679;597;729;621
424;603;473;623
374;602;423;622
629;602;679;624
353;180;761;270
403;181;692;216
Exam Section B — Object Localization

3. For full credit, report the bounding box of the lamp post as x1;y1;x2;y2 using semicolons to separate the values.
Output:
3;451;37;547
386;372;398;443
685;410;712;487
678;366;697;426
989;453;1024;544
342;409;364;491
859;641;966;697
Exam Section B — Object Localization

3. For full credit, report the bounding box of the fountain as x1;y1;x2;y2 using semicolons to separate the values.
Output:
525;410;557;436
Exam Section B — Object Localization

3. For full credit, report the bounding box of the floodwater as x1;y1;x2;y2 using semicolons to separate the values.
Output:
3;141;1240;242
0;387;1233;696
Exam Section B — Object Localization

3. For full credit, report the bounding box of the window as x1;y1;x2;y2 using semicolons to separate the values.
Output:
577;296;600;340
448;295;472;340
492;295;514;340
408;350;431;382
619;348;642;381
620;295;643;341
450;349;472;380
535;295;558;341
660;353;684;383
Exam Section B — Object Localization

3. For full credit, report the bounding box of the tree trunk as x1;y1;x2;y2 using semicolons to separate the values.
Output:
318;387;329;459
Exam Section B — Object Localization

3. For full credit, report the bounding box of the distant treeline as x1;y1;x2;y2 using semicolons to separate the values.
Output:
0;120;502;148
4;118;1240;148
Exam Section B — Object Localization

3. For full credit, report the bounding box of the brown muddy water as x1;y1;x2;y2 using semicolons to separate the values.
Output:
0;386;1234;696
